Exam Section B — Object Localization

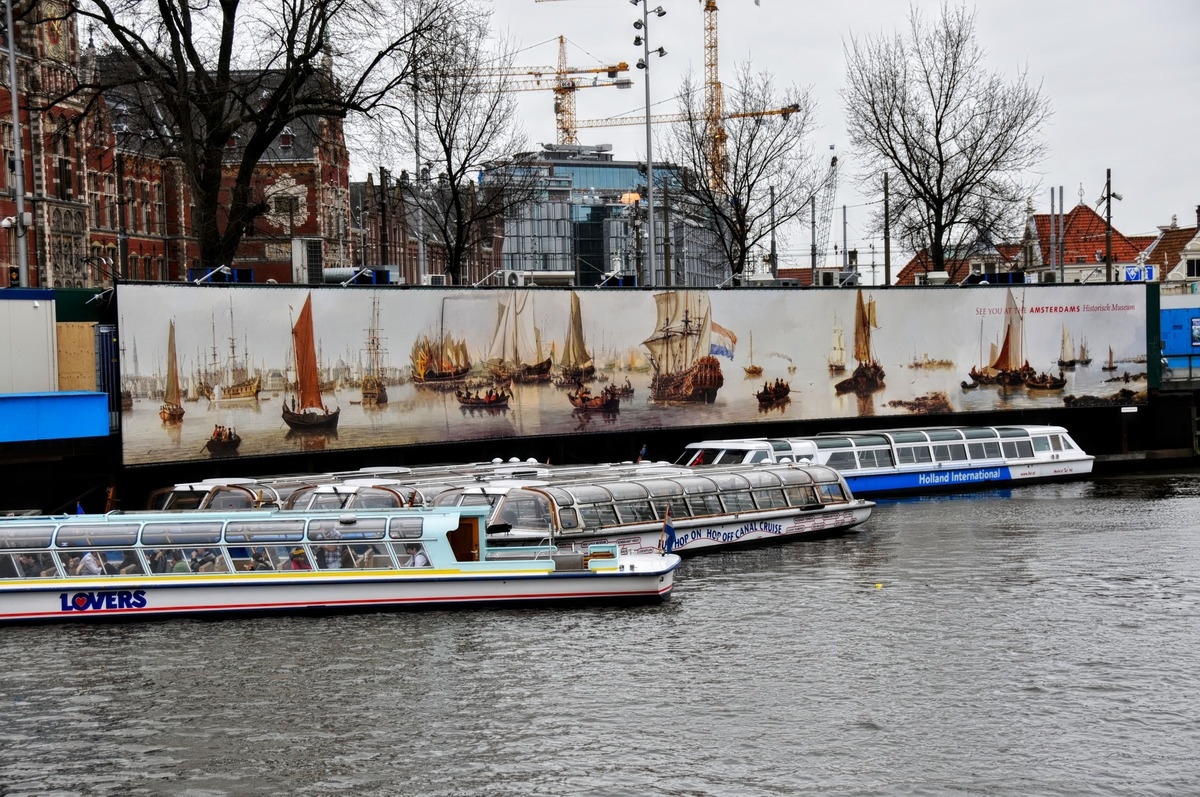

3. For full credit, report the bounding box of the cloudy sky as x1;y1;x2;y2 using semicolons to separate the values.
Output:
427;0;1199;267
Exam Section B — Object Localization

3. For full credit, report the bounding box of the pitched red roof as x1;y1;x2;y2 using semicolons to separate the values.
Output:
1144;225;1199;276
1031;203;1145;266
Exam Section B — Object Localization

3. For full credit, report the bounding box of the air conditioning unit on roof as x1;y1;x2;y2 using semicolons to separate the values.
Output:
501;269;533;287
420;273;447;286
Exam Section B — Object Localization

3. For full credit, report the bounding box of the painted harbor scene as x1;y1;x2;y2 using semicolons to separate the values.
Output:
117;283;1149;466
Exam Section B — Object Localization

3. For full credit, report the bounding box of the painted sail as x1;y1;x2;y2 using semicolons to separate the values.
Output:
159;320;185;421
1059;326;1074;365
557;291;595;382
362;294;388;405
829;324;846;370
642;291;713;376
988;288;1024;372
851;290;879;365
292;295;323;410
486;291;552;381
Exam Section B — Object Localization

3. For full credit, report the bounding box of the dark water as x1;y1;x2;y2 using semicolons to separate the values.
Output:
3;474;1199;796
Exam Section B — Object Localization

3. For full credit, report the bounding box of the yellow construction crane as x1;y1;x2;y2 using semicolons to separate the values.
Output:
478;35;632;145
553;0;775;191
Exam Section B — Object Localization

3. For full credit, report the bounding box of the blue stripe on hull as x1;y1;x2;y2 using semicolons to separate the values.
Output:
844;466;1014;496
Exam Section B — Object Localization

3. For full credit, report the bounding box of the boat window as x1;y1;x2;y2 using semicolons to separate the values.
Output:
962;428;999;440
857;449;894;468
388;517;423;539
683;448;722;466
720;490;756;513
352;488;406;508
896;446;917;465
911;446;933;463
932;444;967;462
747;450;772;463
202;486;260;511
283;487;318;510
1061;437;1076;451
497;494;554;528
56;548;129;576
1002;440;1029;458
814;437;854;449
558;507;580;530
1032;436;1050;452
665;497;689;519
825;451;857;470
579;504;618;528
687;494;723;515
1050;435;1063;451
0;552;51;578
846;435;889;448
151;488;207;510
926;429;965;442
0;524;54;549
889;431;927;443
307;518;348;541
818;484;848;503
996;427;1029;439
55;523;141;548
606;482;651;501
311;544;358;570
222;519;306;544
139;521;224;547
395;542;431;568
785;486;819;507
751;489;789;509
304;492;353;510
341;542;391;569
614;501;656;523
773;468;817;486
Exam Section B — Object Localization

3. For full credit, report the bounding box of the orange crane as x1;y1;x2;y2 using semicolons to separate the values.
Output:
479;35;632;145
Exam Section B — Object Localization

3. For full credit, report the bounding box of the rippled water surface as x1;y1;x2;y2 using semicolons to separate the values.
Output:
3;474;1199;796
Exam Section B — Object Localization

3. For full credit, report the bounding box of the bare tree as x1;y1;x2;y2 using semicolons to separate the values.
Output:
843;3;1051;273
57;0;460;270
396;12;538;286
660;62;817;285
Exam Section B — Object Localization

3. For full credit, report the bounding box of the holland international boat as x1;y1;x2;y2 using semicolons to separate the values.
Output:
282;294;340;430
0;505;679;624
677;424;1094;497
476;463;874;556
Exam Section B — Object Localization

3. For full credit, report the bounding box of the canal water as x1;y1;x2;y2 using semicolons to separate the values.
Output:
2;473;1198;796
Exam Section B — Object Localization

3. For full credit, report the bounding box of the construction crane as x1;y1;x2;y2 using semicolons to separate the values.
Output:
567;0;780;192
480;35;632;145
813;152;839;269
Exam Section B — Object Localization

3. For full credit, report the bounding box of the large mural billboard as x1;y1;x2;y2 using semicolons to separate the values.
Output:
116;283;1149;466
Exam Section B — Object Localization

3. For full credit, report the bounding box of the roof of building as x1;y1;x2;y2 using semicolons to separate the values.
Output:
1142;222;1200;277
1031;202;1146;267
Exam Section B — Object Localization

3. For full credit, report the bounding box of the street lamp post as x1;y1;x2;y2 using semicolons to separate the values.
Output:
5;0;29;286
632;1;665;288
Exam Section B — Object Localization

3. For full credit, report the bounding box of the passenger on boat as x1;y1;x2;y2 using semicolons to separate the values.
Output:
17;553;42;577
0;556;16;578
403;544;430;568
118;550;142;575
320;545;342;569
285;548;311;570
189;547;216;571
339;548;356;569
76;550;104;576
250;549;272;571
148;549;168;573
169;553;191;573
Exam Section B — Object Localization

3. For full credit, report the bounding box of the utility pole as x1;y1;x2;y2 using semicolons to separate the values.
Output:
768;185;777;278
378;166;390;268
1104;168;1113;282
809;195;816;271
883;173;890;286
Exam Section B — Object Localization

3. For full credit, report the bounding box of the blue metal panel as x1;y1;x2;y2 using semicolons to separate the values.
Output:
844;466;1013;496
0;392;110;443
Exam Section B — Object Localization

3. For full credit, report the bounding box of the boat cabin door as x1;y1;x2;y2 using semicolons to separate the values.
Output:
448;517;480;562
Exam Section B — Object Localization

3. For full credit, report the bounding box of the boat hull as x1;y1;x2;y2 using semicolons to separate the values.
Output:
842;458;1094;496
281;406;340;430
0;567;676;624
496;503;873;557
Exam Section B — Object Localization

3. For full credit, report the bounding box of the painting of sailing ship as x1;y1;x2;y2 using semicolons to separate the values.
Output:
557;291;595;384
282;294;340;430
486;291;553;383
1077;336;1092;366
1057;325;1076;369
743;331;763;377
201;298;261;401
834;290;885;395
410;333;471;386
361;294;388;406
968;288;1034;386
1101;346;1118;372
643;291;724;403
828;318;846;374
158;320;185;423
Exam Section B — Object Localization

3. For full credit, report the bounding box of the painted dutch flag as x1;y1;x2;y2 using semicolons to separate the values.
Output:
710;322;738;360
658;506;677;554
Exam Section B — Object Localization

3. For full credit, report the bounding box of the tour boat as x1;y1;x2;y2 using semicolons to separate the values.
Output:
451;462;874;557
677;424;1094;496
0;505;679;624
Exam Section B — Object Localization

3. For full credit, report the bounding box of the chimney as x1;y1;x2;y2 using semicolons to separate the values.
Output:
1195;205;1199;229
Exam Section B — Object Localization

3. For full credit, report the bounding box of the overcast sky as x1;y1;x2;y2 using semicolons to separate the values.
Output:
392;0;1197;267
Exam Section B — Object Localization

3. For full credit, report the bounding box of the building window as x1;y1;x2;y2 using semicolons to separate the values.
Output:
1187;259;1200;279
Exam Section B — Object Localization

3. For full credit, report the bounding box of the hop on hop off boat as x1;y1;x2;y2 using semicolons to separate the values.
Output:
0;505;680;624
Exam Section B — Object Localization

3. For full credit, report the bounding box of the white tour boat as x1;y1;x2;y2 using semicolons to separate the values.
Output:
677;424;1094;497
446;462;874;557
0;505;680;624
